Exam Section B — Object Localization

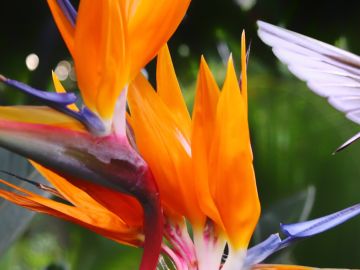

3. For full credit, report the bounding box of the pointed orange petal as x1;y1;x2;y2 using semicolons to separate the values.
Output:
47;0;75;56
128;74;203;224
31;162;143;227
74;0;129;119
51;71;79;111
157;45;191;138
71;178;143;227
241;31;248;117
125;0;141;19
191;56;223;227
0;179;141;245
209;57;260;249
240;32;253;161
30;162;108;210
128;0;191;77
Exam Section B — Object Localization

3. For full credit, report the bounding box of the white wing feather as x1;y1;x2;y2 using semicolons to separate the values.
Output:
257;21;360;123
257;21;360;150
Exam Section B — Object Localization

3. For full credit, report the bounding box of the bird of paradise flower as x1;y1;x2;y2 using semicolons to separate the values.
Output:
0;1;359;270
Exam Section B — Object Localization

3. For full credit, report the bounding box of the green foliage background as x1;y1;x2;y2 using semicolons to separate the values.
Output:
0;0;359;269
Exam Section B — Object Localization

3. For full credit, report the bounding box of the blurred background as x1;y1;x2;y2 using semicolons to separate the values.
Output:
0;0;360;269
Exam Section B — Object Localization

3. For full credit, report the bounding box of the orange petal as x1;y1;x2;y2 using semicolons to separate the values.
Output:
72;178;143;227
128;0;191;78
47;0;75;56
125;0;141;19
191;56;223;227
31;161;143;227
72;0;190;121
241;31;248;118
240;33;254;161
209;57;260;249
0;179;140;245
74;0;129;120
128;74;203;224
51;71;79;111
157;45;191;138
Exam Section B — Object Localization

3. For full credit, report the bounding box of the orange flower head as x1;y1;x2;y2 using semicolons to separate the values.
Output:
0;1;191;269
128;32;260;269
47;0;190;130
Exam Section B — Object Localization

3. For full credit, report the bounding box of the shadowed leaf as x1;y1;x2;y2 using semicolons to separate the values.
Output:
0;148;46;255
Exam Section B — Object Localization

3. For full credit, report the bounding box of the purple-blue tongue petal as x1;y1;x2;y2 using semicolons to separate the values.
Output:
245;234;282;266
281;203;360;237
77;107;106;134
244;203;360;266
56;0;77;26
2;77;77;105
0;75;105;134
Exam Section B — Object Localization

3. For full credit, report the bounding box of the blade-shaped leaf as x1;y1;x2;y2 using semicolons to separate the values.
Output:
0;148;46;255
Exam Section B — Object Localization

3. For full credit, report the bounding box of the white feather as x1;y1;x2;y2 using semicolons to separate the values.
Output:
329;96;360;112
346;110;360;125
257;20;360;148
258;21;360;120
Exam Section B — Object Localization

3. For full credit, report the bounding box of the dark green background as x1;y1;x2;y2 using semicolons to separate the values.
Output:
0;0;359;269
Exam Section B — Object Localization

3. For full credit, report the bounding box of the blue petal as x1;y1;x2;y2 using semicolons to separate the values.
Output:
51;105;105;134
281;203;360;237
77;107;106;135
3;77;77;105
0;75;105;134
57;0;77;26
244;234;282;266
244;203;360;266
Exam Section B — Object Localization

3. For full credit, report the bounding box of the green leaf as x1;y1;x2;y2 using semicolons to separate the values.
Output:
0;148;46;254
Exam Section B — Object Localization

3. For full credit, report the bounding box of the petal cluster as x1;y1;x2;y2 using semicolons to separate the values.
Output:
48;0;190;122
0;162;143;246
128;33;260;260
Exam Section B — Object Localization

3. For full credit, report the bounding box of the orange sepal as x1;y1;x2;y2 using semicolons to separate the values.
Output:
157;45;191;138
128;74;203;224
0;179;141;246
240;31;248;117
31;162;143;227
74;0;129;119
209;56;260;249
128;0;191;78
191;56;224;228
51;71;79;111
47;0;75;56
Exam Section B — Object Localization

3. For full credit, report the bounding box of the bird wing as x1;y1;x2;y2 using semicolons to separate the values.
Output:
257;20;360;150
